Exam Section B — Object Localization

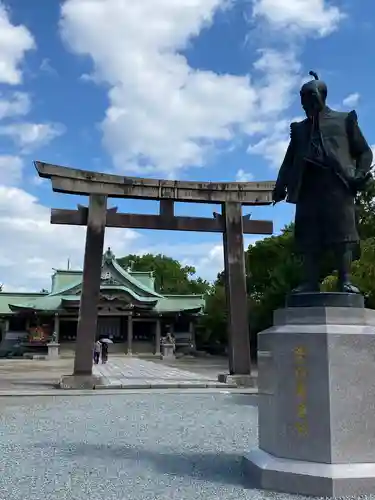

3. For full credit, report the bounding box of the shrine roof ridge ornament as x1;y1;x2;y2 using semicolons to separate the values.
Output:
34;161;275;206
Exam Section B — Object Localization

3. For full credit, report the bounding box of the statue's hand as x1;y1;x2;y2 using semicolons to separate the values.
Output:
350;172;372;195
272;187;286;204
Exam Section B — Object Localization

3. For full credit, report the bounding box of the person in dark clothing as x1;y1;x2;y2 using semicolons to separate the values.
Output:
101;341;108;364
273;71;373;293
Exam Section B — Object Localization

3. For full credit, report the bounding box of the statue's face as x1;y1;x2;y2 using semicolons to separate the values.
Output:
300;82;326;117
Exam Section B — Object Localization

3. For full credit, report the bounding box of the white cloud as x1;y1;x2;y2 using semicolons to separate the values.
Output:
0;122;65;151
40;58;58;76
0;155;23;186
0;91;30;119
252;49;301;117
236;169;254;182
0;3;35;84
0;0;345;293
60;0;304;177
251;0;345;37
245;0;344;167
79;72;100;84
342;92;360;108
194;244;224;281
59;0;343;175
0;7;64;173
248;136;289;169
247;119;289;168
0;6;87;293
193;236;262;280
0;186;140;291
0;187;261;290
135;236;263;283
247;113;305;168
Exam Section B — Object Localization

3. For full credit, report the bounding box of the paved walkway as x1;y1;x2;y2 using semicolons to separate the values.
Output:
92;358;235;389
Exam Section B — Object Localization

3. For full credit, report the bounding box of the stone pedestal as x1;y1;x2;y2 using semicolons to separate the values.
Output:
217;373;256;388
47;342;60;359
59;374;104;390
244;292;375;497
161;343;175;359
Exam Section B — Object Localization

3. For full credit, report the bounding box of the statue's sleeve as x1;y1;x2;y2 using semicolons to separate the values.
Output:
346;110;373;177
275;123;295;192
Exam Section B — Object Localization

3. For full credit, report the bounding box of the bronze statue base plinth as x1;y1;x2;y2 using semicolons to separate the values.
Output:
286;292;364;309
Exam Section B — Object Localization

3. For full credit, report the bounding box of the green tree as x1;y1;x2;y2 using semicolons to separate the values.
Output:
202;177;375;353
322;177;375;297
117;253;210;295
356;176;375;240
245;225;304;336
199;226;302;350
351;238;375;307
198;285;227;344
322;238;375;308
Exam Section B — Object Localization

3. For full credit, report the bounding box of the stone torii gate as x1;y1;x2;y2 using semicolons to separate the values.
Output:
35;161;274;387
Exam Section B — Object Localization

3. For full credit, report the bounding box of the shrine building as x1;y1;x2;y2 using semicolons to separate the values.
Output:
0;248;204;354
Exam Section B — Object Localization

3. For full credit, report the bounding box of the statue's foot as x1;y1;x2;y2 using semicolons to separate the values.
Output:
338;282;360;294
292;283;320;294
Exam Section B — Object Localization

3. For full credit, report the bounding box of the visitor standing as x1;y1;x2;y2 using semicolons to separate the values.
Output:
93;340;101;364
101;340;108;364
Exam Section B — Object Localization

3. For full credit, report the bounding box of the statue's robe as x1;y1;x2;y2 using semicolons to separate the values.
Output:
274;107;373;252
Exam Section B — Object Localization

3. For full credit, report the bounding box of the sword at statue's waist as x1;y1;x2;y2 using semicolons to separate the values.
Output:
303;157;329;168
303;156;351;190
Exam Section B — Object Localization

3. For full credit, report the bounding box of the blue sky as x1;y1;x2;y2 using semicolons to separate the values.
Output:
0;0;374;291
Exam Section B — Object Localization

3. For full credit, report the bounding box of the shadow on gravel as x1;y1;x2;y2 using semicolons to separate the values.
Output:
34;442;245;486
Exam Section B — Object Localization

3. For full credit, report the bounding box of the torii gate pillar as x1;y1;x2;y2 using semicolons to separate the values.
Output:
222;202;251;376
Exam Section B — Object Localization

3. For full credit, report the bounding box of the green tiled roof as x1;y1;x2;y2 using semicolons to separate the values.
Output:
51;270;82;294
49;277;83;296
111;259;163;298
0;293;48;314
8;295;66;312
49;255;162;299
6;291;204;314
62;286;158;305
155;296;204;313
0;249;205;315
128;271;155;291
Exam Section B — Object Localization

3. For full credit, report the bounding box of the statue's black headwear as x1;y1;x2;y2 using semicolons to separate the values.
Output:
300;70;327;99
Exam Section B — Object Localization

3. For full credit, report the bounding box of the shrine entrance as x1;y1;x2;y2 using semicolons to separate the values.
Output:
96;316;121;340
35;161;274;380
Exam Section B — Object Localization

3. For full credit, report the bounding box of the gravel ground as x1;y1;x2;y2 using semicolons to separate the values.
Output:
0;392;306;500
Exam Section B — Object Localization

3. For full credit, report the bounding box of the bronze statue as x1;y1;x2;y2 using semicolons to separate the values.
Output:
273;71;373;294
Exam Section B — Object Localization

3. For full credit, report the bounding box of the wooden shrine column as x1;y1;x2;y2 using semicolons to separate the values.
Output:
0;318;8;345
74;194;107;375
54;313;60;343
127;314;133;355
222;201;251;375
189;320;195;349
155;318;161;355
